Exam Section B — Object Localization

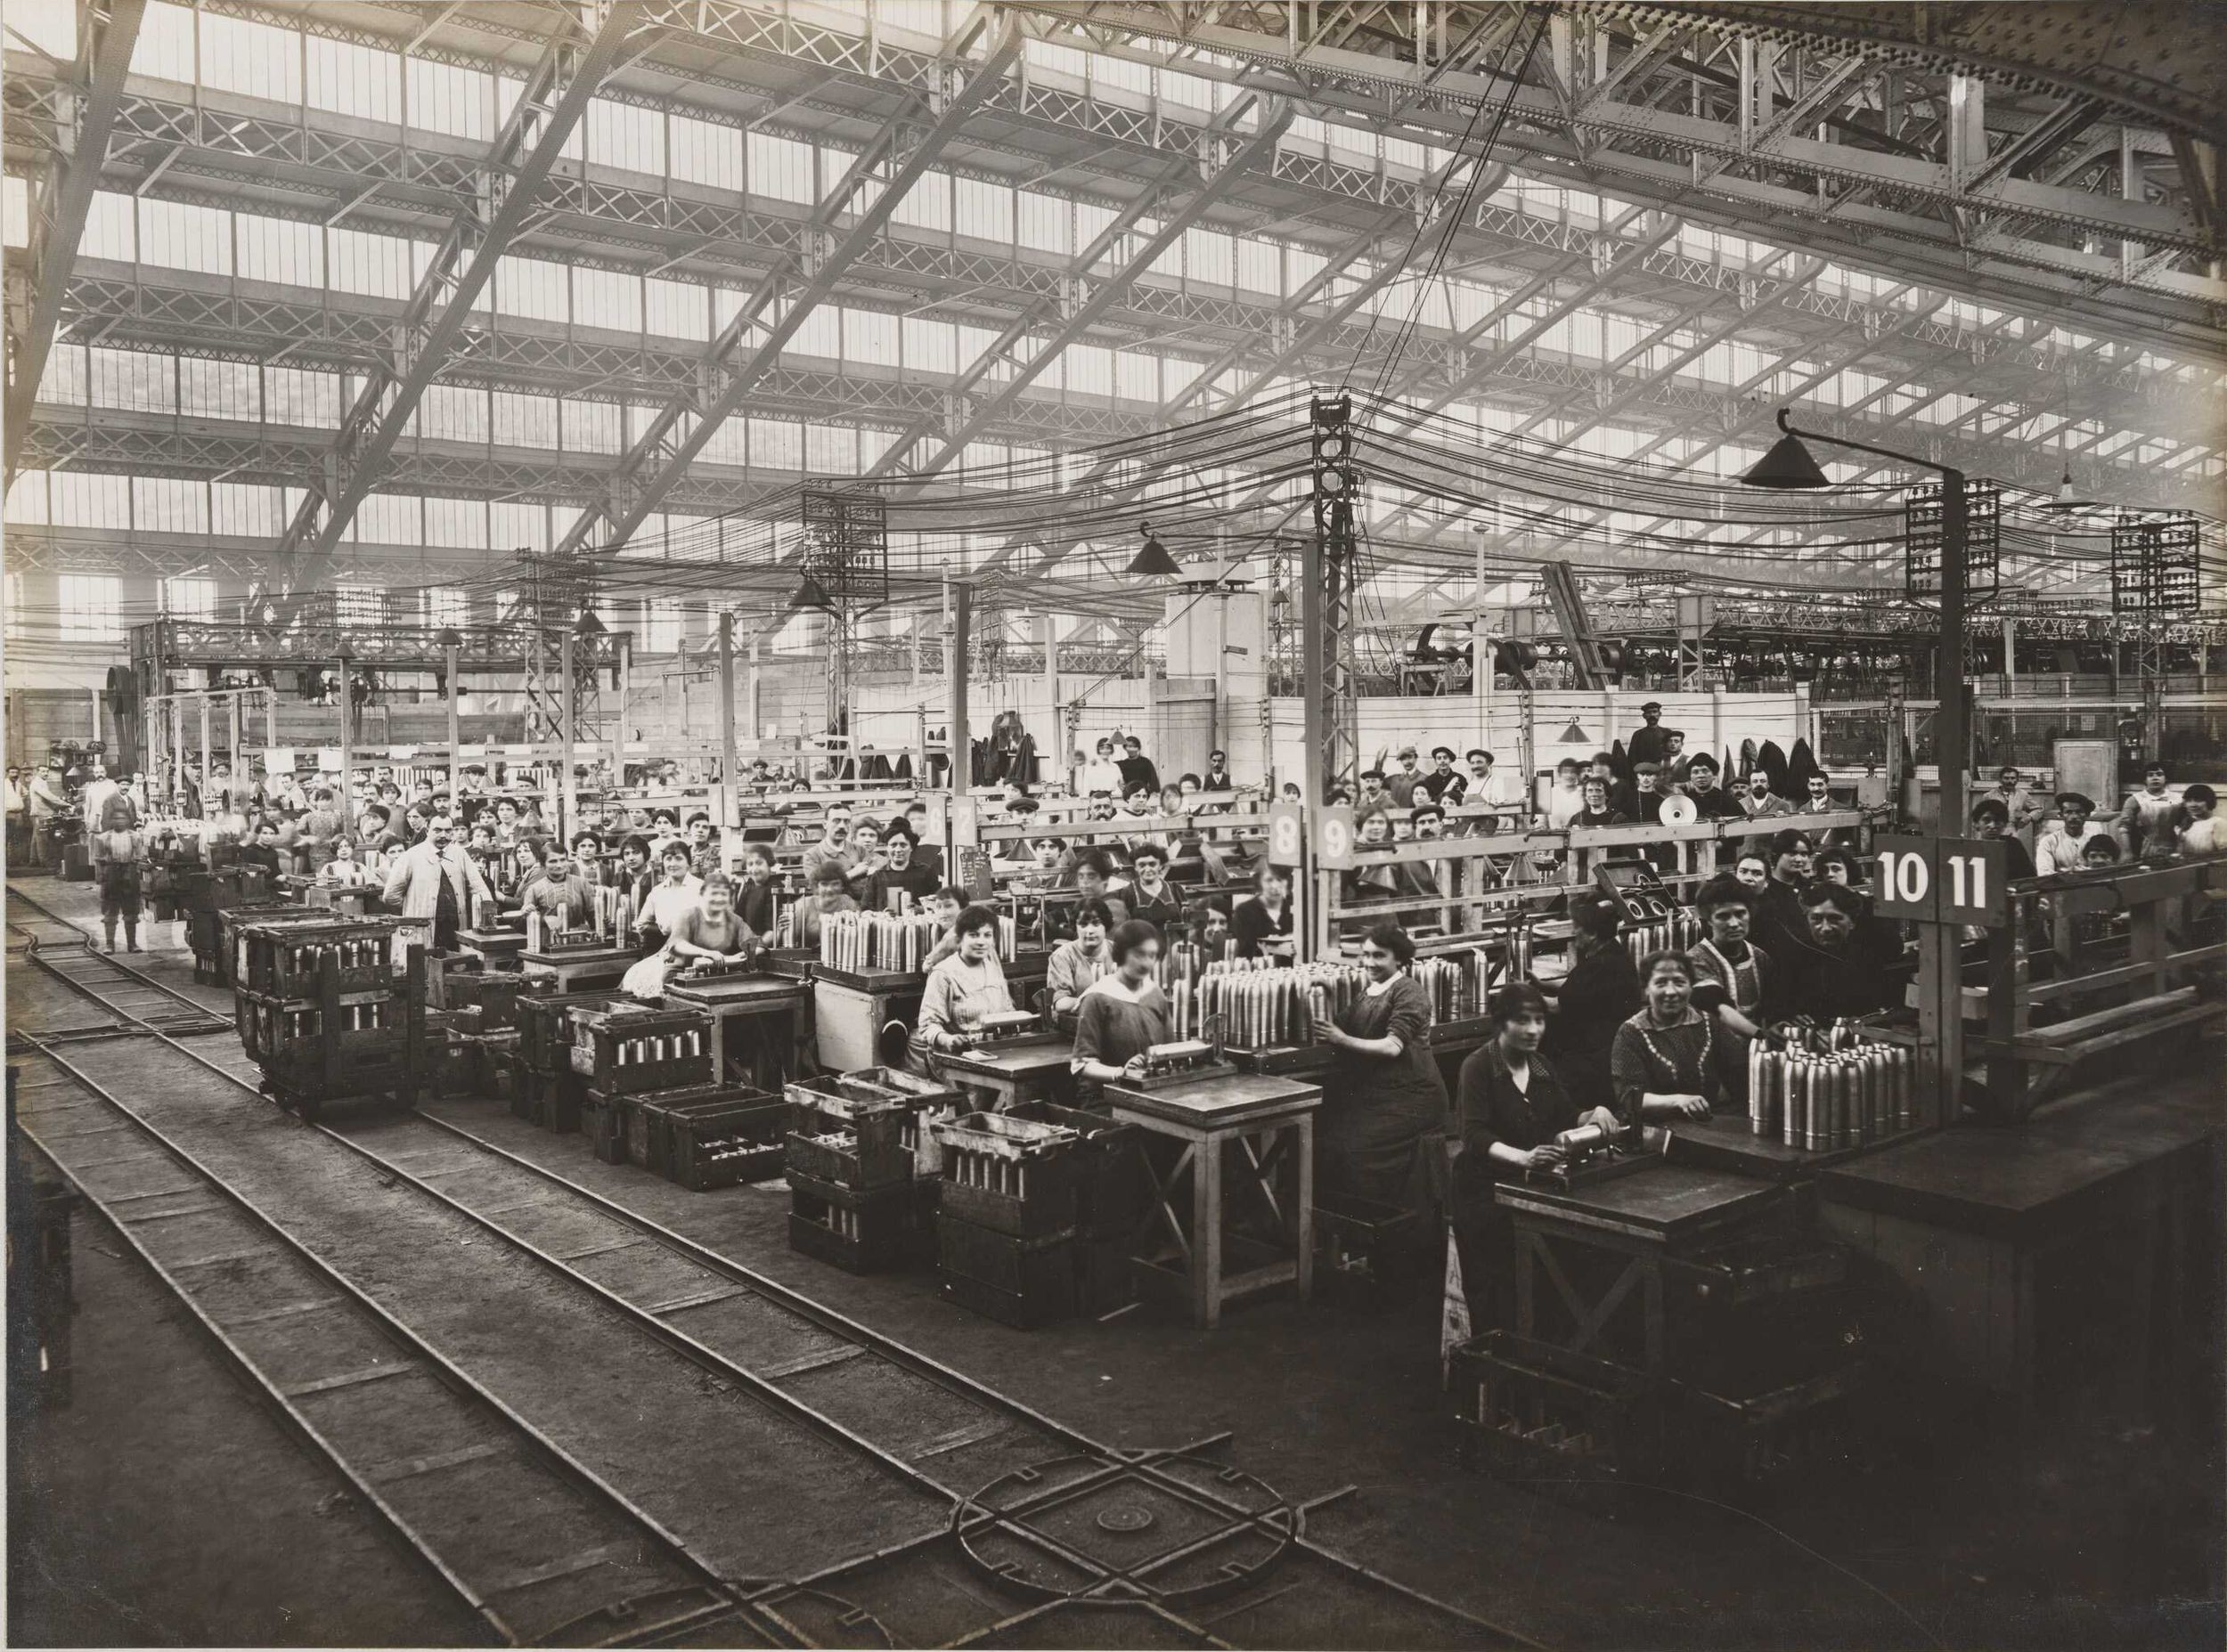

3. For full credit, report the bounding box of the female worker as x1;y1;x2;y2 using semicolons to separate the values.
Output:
622;872;755;997
1731;849;1772;894
1452;982;1619;1330
1611;950;1722;1125
1538;894;1641;1114
1309;923;1449;1270
1046;899;1115;1018
1070;919;1176;1105
1685;875;1774;1099
1230;862;1297;962
916;904;1016;1058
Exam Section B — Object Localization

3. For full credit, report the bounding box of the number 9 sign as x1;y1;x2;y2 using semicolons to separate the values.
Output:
1314;805;1357;870
1267;802;1305;867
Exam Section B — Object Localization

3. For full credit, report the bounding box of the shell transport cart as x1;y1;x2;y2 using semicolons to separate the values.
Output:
785;1067;964;1274
932;1111;1087;1329
569;1005;715;1165
230;917;430;1120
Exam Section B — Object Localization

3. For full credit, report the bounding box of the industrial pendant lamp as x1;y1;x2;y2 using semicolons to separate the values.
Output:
790;574;836;612
1127;524;1182;578
2043;465;2094;512
573;607;607;636
1739;412;1831;490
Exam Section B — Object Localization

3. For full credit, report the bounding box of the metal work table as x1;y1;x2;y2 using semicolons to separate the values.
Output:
519;942;634;993
936;1037;1078;1111
663;970;809;1090
1105;1071;1322;1330
1496;1164;1788;1373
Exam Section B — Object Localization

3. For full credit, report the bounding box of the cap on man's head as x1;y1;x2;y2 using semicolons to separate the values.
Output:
1640;701;1663;714
1431;745;1456;762
1634;761;1661;776
1411;802;1444;823
1466;748;1491;763
1360;767;1386;781
1396;744;1418;759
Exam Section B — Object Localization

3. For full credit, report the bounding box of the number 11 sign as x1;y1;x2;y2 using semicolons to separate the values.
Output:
1872;835;2009;926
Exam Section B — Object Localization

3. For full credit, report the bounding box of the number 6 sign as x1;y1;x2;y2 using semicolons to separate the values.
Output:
1872;835;2008;926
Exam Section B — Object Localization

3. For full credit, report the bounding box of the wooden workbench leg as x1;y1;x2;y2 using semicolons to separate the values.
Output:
1293;1118;1314;1304
1514;1231;1536;1339
709;1013;728;1086
1644;1263;1665;1376
1195;1134;1223;1330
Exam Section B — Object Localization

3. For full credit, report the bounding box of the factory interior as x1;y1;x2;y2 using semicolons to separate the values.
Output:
3;1;2223;1646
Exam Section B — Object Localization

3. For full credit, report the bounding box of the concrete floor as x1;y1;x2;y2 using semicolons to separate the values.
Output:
8;878;2223;1648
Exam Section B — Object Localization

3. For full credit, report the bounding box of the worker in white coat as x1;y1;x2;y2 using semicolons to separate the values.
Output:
379;812;490;951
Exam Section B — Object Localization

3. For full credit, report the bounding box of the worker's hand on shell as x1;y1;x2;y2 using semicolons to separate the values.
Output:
1668;1094;1711;1119
1584;1108;1621;1136
1121;1054;1149;1078
1525;1143;1565;1171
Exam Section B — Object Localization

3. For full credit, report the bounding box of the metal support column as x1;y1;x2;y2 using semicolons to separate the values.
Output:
559;632;577;841
948;582;971;794
1303;393;1359;805
445;639;461;810
719;612;738;829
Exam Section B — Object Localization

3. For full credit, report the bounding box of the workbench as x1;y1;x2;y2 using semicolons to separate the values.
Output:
935;1037;1077;1111
1105;1070;1321;1329
1496;1165;1789;1373
663;970;809;1090
519;942;634;994
1818;1078;2223;1425
459;927;527;971
1668;1111;1905;1184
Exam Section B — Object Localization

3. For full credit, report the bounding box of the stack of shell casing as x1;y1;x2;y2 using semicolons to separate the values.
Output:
1623;909;1701;967
1747;1040;1913;1150
1190;960;1372;1048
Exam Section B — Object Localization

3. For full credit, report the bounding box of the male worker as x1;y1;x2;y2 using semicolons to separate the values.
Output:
1419;746;1466;806
1739;770;1792;818
1202;749;1235;793
1978;765;2043;847
1627;702;1671;768
28;763;68;867
801;808;856;889
380;813;493;952
2034;793;2111;876
519;845;600;931
1383;745;1426;808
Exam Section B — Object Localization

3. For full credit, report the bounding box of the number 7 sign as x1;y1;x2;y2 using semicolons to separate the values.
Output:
1872;835;2009;926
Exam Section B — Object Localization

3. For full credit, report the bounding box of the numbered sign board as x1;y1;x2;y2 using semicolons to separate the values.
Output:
1267;802;1306;867
1314;805;1357;870
1872;834;2008;926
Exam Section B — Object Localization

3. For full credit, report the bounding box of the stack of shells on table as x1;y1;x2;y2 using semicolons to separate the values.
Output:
819;910;1016;972
1748;1021;1915;1150
1155;958;1376;1046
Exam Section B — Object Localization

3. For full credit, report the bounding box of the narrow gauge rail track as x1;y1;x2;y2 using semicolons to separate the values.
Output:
9;1053;748;1648
8;883;1513;1649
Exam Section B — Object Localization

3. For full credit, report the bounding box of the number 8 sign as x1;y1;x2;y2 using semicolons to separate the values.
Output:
1872;834;2008;926
1267;802;1305;867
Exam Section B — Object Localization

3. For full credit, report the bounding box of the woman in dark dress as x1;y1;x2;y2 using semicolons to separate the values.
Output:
1070;919;1175;1105
1310;924;1449;1282
1229;863;1297;962
1452;983;1620;1330
1539;894;1641;1114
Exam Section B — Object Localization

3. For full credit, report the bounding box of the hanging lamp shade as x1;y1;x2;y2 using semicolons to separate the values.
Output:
573;607;607;636
2043;467;2094;511
435;626;463;650
790;574;836;611
1127;528;1182;578
1741;429;1831;490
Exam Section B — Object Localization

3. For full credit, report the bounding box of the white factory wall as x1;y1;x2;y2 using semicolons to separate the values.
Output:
851;671;1237;790
1266;688;1814;798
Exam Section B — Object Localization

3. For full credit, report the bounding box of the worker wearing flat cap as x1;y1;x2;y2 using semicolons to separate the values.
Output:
1383;745;1424;808
1419;745;1466;806
1627;702;1671;768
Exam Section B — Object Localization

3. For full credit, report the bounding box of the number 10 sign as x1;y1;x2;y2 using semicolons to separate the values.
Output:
1871;835;2008;926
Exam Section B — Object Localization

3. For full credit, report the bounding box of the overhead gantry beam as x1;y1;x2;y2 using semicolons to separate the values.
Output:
904;100;1292;483
3;0;144;482
273;0;649;569
551;17;1024;556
